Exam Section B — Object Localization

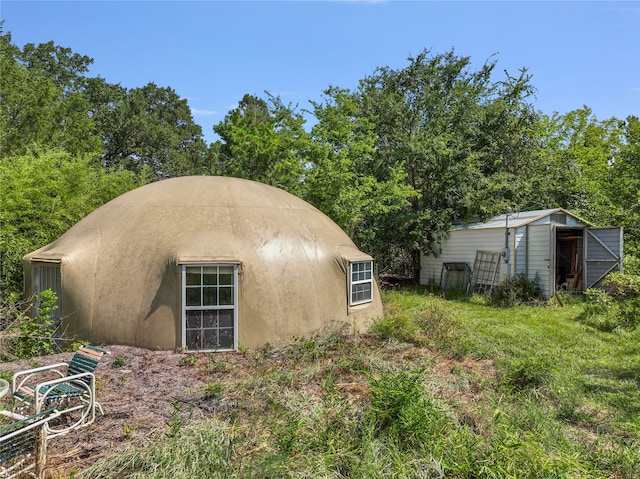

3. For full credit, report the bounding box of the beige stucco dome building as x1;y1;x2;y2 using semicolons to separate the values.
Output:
23;176;382;351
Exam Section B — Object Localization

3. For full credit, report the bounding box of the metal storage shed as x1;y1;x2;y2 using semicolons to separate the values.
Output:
419;208;623;298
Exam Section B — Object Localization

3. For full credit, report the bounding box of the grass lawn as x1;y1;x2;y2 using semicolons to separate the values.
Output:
79;288;640;479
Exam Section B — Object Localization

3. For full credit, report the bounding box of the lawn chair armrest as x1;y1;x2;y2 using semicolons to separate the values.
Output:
0;408;61;443
12;363;68;394
33;372;95;409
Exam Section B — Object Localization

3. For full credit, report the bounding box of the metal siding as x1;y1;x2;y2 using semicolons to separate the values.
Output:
514;226;527;275
525;225;552;297
420;229;504;285
585;227;623;288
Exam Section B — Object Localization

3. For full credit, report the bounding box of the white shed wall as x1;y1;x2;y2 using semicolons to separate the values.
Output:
420;223;554;297
420;229;506;287
525;224;553;297
514;226;527;276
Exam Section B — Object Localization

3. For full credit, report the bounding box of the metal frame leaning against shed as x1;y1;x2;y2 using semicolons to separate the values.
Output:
419;208;623;298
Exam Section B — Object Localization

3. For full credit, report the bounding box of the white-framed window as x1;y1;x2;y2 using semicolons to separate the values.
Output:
181;264;238;352
350;260;373;306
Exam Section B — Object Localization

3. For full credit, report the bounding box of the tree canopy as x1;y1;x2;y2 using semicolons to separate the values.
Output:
1;28;638;296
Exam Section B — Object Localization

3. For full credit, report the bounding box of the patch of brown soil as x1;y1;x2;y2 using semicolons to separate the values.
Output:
0;345;254;478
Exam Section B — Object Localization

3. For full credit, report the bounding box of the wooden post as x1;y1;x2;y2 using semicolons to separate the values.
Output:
36;424;47;479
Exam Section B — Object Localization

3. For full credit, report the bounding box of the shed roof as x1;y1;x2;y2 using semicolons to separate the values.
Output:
452;208;591;231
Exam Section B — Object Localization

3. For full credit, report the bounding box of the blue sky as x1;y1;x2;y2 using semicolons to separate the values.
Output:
2;1;639;144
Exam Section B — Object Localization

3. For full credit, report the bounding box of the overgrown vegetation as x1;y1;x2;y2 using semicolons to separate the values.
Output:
489;273;543;307
78;289;640;478
579;272;640;331
0;290;60;361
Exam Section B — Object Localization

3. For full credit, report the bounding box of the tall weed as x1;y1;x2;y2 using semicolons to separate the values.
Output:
366;367;449;449
0;289;59;360
497;356;552;393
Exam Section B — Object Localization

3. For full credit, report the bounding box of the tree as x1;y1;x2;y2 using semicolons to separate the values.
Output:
0;149;147;296
85;80;209;179
0;28;100;157
355;49;539;276
609;116;640;269
305;87;418;265
536;107;623;221
212;93;309;196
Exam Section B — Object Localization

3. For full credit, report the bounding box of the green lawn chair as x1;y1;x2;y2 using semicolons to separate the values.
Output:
0;408;61;479
11;345;109;435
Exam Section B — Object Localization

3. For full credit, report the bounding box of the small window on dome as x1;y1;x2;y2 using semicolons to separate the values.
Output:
350;261;373;306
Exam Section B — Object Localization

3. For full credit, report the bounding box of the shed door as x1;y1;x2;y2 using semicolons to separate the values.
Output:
584;227;623;289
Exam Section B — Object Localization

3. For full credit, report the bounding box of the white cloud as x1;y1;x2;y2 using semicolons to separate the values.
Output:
191;108;217;116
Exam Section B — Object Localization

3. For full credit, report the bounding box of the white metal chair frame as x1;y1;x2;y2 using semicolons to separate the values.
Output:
0;408;61;479
11;346;108;436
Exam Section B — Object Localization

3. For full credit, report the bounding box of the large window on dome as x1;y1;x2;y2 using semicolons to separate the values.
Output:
181;264;238;351
350;261;373;306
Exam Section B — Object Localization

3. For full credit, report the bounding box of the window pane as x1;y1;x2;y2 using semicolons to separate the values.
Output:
183;264;237;352
186;311;200;329
219;287;233;305
219;265;234;276
186;329;200;351
351;261;372;282
203;266;218;286
219;310;233;328
186;267;201;286
219;272;233;286
202;329;219;350
218;328;234;349
352;283;372;304
203;287;217;306
203;311;218;328
186;287;201;306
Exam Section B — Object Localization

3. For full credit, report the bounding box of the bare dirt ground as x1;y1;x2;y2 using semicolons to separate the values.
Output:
0;345;256;478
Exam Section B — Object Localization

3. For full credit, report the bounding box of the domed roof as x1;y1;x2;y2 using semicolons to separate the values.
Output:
25;176;382;350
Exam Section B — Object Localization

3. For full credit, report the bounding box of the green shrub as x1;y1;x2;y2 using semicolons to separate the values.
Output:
580;272;640;331
623;253;640;276
284;331;344;362
582;288;616;316
369;312;420;345
490;274;542;307
414;302;469;357
603;272;640;300
0;290;59;360
111;355;127;368
203;382;224;399
178;354;198;366
372;298;467;355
